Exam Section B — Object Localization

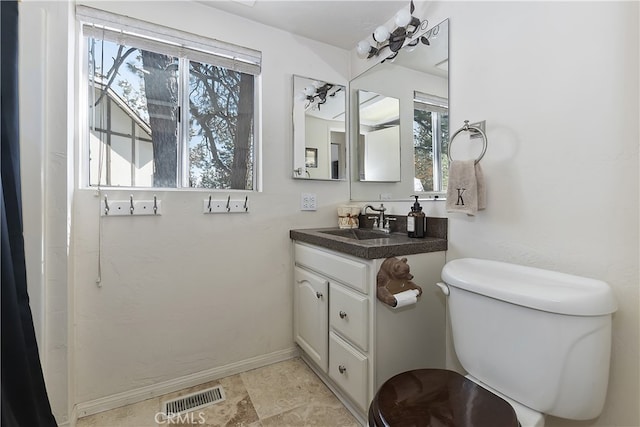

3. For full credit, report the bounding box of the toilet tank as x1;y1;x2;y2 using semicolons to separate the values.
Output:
441;258;617;421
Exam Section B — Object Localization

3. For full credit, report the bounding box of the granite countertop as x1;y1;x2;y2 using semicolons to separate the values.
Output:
290;220;447;260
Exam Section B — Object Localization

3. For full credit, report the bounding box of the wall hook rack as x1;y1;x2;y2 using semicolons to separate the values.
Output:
203;195;250;214
101;195;162;216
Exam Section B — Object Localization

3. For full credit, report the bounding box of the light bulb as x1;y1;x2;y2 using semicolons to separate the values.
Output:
395;9;412;27
312;80;325;89
356;40;372;57
373;26;390;43
295;92;307;102
303;86;315;96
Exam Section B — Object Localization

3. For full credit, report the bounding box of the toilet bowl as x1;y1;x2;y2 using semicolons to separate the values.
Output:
369;258;617;427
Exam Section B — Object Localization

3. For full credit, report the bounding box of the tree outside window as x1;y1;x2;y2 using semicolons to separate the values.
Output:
86;29;258;190
413;93;449;193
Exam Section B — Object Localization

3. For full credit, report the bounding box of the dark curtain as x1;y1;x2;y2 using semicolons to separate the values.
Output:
1;2;58;426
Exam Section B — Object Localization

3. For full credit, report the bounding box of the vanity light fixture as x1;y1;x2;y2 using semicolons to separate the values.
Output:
295;80;343;111
356;0;429;61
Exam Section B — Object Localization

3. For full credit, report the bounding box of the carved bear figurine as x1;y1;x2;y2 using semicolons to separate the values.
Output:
376;257;423;307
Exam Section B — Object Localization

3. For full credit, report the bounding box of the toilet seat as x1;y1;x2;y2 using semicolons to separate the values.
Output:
369;369;519;427
465;375;544;427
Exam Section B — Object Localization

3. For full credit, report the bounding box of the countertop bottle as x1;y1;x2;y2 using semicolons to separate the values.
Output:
407;196;426;238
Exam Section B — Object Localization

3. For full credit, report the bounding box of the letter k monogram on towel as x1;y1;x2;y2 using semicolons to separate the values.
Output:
446;160;486;216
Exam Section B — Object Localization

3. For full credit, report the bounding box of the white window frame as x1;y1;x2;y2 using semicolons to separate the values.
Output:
76;5;262;190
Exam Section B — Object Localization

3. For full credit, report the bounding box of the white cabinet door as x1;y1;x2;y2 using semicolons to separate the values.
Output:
294;266;329;372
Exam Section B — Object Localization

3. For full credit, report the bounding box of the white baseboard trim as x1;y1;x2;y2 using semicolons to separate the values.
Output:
75;347;299;419
64;405;77;427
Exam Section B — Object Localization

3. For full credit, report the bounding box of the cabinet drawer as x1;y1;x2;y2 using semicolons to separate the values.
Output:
330;283;368;351
329;332;368;411
295;243;368;294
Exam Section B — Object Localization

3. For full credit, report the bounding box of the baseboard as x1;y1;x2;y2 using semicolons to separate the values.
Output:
65;405;77;427
55;405;75;427
75;347;299;419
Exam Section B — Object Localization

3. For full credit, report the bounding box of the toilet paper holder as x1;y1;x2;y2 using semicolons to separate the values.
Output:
376;257;422;308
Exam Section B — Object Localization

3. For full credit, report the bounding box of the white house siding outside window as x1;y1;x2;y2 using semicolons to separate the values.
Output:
78;6;262;190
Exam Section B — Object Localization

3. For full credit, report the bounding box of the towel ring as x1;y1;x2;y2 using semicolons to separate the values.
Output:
448;120;488;164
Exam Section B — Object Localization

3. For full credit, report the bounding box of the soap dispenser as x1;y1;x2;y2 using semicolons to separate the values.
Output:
407;196;426;238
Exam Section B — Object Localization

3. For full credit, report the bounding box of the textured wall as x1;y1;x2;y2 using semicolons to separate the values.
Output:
420;2;639;426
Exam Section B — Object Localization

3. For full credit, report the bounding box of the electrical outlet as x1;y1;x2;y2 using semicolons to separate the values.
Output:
301;193;317;211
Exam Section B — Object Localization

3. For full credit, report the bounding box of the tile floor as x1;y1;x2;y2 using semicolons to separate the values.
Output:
76;358;360;427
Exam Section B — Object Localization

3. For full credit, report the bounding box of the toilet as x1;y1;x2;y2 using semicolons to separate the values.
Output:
369;258;618;427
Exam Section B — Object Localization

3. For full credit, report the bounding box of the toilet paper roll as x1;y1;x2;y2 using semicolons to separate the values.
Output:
392;289;420;309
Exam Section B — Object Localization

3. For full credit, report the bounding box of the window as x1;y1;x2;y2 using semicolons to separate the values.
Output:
79;6;261;189
413;91;449;192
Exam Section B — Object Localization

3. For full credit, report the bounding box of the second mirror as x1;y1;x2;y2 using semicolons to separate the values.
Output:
292;75;346;180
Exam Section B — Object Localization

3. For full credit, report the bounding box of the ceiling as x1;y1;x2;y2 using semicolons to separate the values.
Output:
197;0;419;50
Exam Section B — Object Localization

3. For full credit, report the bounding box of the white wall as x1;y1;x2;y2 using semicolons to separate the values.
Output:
417;2;638;427
19;0;353;422
19;1;74;424
71;0;351;406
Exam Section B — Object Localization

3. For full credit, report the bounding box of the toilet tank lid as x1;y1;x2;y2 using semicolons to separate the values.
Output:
442;258;618;316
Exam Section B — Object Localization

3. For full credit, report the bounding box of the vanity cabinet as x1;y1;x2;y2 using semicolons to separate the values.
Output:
293;241;446;424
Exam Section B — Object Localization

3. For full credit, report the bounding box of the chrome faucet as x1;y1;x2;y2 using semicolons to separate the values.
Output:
364;204;388;233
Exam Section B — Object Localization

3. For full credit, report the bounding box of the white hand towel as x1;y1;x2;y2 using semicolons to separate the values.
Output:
446;160;486;216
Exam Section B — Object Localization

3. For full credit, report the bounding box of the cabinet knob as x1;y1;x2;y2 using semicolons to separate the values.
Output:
316;291;323;299
338;365;347;374
339;311;347;319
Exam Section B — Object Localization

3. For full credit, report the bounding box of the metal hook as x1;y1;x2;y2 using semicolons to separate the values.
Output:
104;195;110;215
208;195;212;213
129;195;134;214
244;196;248;212
226;195;231;212
153;195;158;215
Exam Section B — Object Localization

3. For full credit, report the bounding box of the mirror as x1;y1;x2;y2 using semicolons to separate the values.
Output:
292;75;346;180
357;90;401;181
350;19;449;201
